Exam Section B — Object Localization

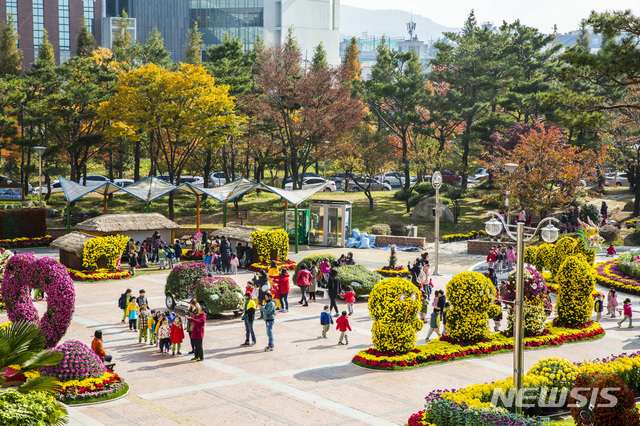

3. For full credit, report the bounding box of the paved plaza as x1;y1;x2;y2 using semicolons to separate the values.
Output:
4;244;639;425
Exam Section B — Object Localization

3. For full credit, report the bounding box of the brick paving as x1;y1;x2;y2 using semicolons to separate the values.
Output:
4;245;639;425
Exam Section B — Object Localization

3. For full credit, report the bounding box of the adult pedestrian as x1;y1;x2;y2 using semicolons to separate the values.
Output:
571;205;580;227
241;293;257;346
253;270;269;314
138;243;148;268
91;330;113;363
308;261;319;302
296;263;312;306
327;269;342;316
437;290;447;322
151;231;165;265
261;292;276;352
186;307;206;361
118;289;132;323
518;208;526;223
600;201;608;224
174;240;183;263
219;236;231;274
410;259;423;289
276;268;290;312
186;299;200;354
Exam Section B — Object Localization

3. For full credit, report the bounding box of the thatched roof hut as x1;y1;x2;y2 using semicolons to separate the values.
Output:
76;213;179;234
50;232;96;270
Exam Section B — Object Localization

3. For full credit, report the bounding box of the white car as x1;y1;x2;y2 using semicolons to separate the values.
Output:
80;174;110;186
284;177;336;192
605;172;629;187
33;180;63;195
178;175;205;188
209;171;242;187
473;168;489;179
113;179;134;188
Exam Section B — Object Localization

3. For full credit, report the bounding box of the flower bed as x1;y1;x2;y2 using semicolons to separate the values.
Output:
180;250;204;261
0;235;53;249
67;268;131;281
248;259;296;272
375;266;409;277
442;230;487;243
57;371;128;404
352;321;604;370
594;259;640;295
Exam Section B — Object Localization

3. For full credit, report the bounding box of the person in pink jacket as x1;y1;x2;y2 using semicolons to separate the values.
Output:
340;286;356;316
506;246;516;269
336;311;352;345
296;263;312;306
320;259;331;284
186;308;206;361
618;298;634;328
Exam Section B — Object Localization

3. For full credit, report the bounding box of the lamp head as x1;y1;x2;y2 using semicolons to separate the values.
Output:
34;146;47;157
505;163;518;175
541;224;559;243
485;217;502;236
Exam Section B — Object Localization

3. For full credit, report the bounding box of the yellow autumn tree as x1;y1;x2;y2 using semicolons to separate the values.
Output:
99;63;241;218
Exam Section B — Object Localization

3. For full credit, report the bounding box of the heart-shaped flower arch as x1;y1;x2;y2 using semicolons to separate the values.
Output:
2;253;75;348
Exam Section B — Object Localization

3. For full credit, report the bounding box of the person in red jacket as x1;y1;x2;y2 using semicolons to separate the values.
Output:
186;308;206;361
276;268;290;312
296;263;312;306
486;248;497;270
336;311;352;345
170;317;185;356
607;244;617;257
340;286;356;316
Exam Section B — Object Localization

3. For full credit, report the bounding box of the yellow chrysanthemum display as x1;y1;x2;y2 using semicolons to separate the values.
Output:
82;235;129;270
446;271;495;343
250;230;289;263
556;255;595;326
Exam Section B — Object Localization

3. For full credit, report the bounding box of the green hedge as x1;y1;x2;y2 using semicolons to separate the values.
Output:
336;265;382;297
294;254;336;281
0;389;68;426
0;208;47;239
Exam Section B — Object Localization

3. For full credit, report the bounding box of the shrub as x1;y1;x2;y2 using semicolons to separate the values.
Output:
445;271;494;343
165;263;207;300
250;229;289;263
196;276;243;315
388;222;406;236
370;223;391;235
40;340;106;381
0;208;47;239
599;224;620;242
580;202;602;225
570;373;640;426
294;254;336;281
414;182;435;195
393;189;411;201
368;277;423;353
527;357;578;390
0;389;68;426
408;193;425;208
336;265;383;297
555;256;595;326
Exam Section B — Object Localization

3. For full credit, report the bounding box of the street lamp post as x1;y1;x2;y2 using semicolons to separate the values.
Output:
432;171;443;275
485;212;559;415
505;163;518;226
34;146;47;208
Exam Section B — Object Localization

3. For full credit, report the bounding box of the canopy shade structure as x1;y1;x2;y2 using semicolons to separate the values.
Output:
176;179;259;203
258;182;328;206
124;176;176;203
58;176;96;203
89;182;125;197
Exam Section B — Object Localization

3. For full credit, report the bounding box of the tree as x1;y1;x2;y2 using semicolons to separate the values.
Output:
184;22;203;65
136;26;172;68
37;30;55;65
250;42;365;189
76;20;95;58
111;12;134;64
311;42;328;70
576;20;591;51
342;37;361;82
364;40;426;191
485;122;603;217
0;14;22;77
100;63;240;218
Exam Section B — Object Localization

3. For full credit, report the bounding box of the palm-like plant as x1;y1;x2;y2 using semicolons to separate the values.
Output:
0;321;62;394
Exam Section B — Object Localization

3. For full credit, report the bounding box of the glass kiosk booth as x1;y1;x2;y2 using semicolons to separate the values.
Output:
308;200;352;247
284;208;310;244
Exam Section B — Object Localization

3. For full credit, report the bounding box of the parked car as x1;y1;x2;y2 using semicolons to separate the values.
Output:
441;170;462;185
80;174;110;186
33;180;63;195
329;172;359;190
113;179;134;187
284;177;336;191
400;174;417;185
473;168;489;179
346;178;392;192
375;171;402;187
209;171;242;187
178;175;205;187
605;172;629;187
282;172;322;186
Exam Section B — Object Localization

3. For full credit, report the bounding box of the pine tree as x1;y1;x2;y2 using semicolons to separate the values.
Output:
139;26;172;68
575;20;591;51
112;11;134;64
184;22;203;64
76;20;95;58
284;27;299;53
0;14;22;77
342;37;361;82
37;30;55;65
389;244;397;269
311;42;328;70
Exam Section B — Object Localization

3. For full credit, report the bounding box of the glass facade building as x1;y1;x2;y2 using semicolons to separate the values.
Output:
190;0;264;51
6;0;17;19
33;0;45;45
59;0;70;50
83;0;95;35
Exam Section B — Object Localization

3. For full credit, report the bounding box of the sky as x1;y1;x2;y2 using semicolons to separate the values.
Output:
341;0;638;33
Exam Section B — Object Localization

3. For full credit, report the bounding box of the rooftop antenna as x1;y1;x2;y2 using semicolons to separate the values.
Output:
407;13;417;41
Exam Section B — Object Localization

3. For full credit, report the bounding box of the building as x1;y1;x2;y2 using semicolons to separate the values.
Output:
1;0;102;69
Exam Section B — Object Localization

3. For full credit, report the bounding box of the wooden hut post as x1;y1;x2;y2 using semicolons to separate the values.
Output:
223;203;227;227
196;195;200;232
294;203;299;254
66;202;71;233
103;195;108;214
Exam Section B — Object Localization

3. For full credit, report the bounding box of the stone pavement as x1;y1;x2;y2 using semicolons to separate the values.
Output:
4;245;639;425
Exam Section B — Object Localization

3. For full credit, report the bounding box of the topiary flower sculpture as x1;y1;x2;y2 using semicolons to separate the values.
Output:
445;271;495;343
555;255;596;326
368;278;423;353
40;340;107;381
504;266;549;336
2;253;75;348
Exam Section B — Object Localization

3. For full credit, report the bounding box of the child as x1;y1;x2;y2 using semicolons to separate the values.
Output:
442;302;450;335
268;261;279;285
506;246;516;269
245;281;254;299
204;251;213;275
157;317;171;353
420;290;429;323
158;246;167;269
138;307;149;343
425;307;441;341
340;286;356;316
170;317;185;356
276;268;290;313
154;312;165;346
594;294;604;322
229;253;239;274
607;244;617;257
486;248;496;270
128;251;137;276
270;280;281;310
492;300;503;332
167;246;176;269
320;305;333;338
148;309;157;346
126;296;139;331
618;298;634;328
336;311;351;345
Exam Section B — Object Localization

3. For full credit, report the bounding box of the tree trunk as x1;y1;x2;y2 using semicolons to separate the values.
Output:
634;157;640;217
461;123;471;191
134;139;141;181
402;132;410;191
202;148;212;201
168;191;174;220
